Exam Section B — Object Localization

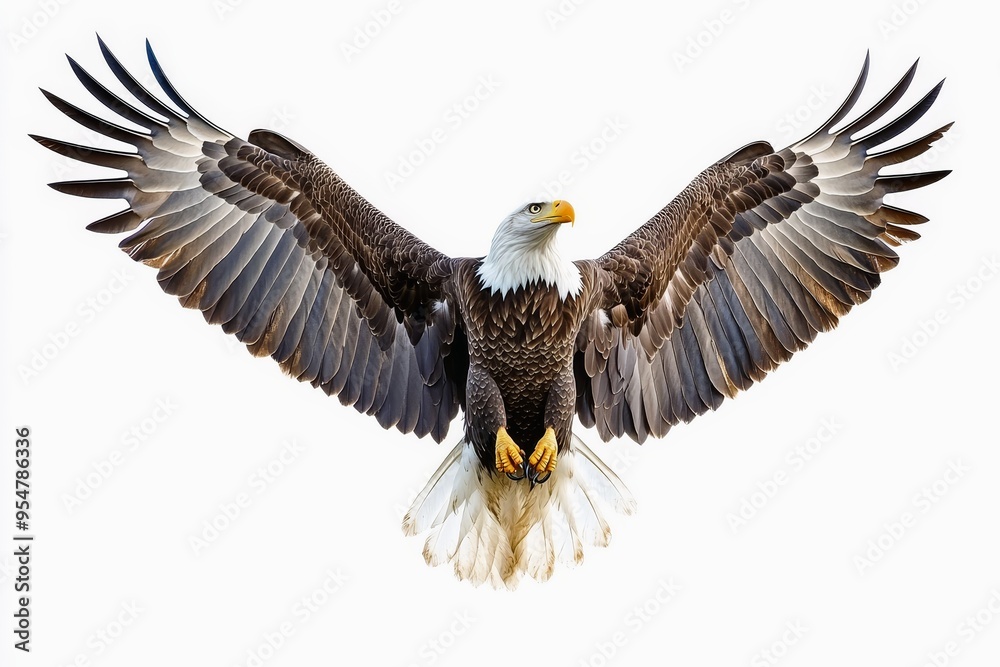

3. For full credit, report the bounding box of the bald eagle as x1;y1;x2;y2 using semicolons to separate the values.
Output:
34;38;950;588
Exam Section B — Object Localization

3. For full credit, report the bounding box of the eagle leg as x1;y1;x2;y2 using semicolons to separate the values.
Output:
527;427;558;487
495;426;525;479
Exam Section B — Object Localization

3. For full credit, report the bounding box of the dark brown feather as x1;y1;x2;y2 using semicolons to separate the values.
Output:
37;38;465;443
576;56;950;443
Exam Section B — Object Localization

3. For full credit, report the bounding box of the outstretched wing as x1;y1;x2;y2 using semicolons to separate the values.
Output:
34;37;466;442
576;55;950;443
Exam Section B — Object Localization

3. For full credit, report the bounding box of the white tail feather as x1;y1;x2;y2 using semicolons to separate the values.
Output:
402;435;636;589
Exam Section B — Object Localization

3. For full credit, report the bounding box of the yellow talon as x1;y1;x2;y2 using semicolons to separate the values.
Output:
528;427;558;474
495;426;523;474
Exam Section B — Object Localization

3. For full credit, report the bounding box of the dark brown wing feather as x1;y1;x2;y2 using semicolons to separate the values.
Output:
576;55;951;443
34;37;464;442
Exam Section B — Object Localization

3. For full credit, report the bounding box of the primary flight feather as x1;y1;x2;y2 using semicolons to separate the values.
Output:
34;38;950;588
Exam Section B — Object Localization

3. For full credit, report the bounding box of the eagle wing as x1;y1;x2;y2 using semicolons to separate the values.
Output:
576;55;951;443
34;37;465;442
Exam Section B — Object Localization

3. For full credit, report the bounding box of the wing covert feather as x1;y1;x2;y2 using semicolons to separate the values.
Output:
35;37;467;442
577;55;950;443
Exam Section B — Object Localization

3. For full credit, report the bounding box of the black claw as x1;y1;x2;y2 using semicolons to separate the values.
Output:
506;463;526;481
527;466;552;488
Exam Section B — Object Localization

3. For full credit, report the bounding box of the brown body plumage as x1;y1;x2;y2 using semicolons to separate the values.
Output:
457;261;598;466
34;39;950;587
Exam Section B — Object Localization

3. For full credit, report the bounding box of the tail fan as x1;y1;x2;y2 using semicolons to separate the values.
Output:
402;435;635;588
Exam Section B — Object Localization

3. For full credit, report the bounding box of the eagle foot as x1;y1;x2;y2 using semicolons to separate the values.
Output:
495;426;525;479
527;427;558;486
527;467;551;486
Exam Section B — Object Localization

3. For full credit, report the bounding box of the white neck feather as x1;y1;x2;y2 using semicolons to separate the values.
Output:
477;226;582;300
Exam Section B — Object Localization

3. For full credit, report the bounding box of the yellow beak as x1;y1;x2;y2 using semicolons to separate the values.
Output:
530;200;575;226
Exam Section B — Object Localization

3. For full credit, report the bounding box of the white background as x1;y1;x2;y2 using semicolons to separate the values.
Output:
2;0;998;665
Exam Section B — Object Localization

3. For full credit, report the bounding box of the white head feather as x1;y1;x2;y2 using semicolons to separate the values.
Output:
476;201;583;299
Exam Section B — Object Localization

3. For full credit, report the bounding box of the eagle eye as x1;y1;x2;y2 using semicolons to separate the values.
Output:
528;203;543;215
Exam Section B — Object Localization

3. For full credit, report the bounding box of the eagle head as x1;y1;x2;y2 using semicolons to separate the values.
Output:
491;200;576;245
477;200;582;299
516;200;576;229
